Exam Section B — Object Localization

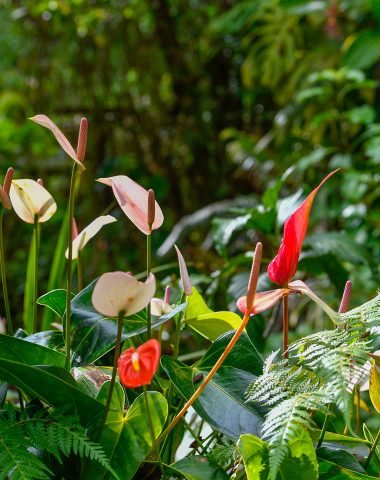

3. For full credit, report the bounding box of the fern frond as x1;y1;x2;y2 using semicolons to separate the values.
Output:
207;442;239;470
0;413;52;480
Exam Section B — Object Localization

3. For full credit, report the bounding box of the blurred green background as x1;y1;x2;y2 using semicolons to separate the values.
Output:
1;0;380;342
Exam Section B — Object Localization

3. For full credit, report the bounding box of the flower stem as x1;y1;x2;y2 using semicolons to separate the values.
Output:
157;313;250;445
65;163;77;363
32;215;40;334
317;404;330;448
0;209;12;334
282;295;289;359
365;428;380;469
146;233;152;338
143;385;164;475
97;309;125;441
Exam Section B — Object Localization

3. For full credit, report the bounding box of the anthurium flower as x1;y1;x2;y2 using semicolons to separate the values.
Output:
151;298;173;316
97;175;164;235
118;339;160;388
237;279;339;323
29;114;85;171
65;215;117;260
9;179;57;224
268;170;339;286
92;271;156;317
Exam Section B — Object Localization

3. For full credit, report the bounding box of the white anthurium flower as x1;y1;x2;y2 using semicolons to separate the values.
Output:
150;298;173;317
65;215;117;260
10;179;57;224
92;272;156;317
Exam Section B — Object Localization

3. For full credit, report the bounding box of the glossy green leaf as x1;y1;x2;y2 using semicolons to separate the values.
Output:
169;456;229;480
310;431;370;447
344;30;380;70
238;434;269;480
38;289;70;319
67;279;186;366
317;446;367;474
85;387;168;480
279;427;318;480
185;311;244;342
0;333;66;367
318;458;378;479
24;330;64;350
185;287;212;318
72;366;112;398
161;332;263;439
0;359;103;426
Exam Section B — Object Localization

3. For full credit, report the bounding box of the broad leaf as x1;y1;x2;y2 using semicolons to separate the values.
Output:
318;459;378;479
169;456;229;480
38;289;70;319
85;387;168;480
238;434;269;480
317;446;367;474
24;330;64;350
185;287;212;319
161;332;264;439
184;311;244;342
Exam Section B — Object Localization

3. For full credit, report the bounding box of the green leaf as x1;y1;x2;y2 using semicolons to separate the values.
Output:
72;366;112;398
185;311;244;342
280;427;318;480
344;105;376;125
262;179;283;209
317;446;367;474
0;360;103;426
24;330;64;350
67;279;187;366
238;434;269;480
343;30;380;70
41;208;69;330
212;214;251;257
85;387;168;480
185;287;212;318
0;333;66;367
168;456;229;480
38;289;71;319
318;458;379;479
161;332;263;439
297;147;329;172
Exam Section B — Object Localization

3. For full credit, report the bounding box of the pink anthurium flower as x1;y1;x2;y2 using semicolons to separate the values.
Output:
29;114;85;171
151;298;173;317
92;271;156;317
96;175;164;235
174;244;193;296
9;179;57;224
118;339;160;388
268;170;339;286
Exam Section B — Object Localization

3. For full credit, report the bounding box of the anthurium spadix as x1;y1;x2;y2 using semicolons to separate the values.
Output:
268;169;339;286
10;179;57;223
96;175;164;235
29;114;85;171
92;271;156;317
65;215;117;260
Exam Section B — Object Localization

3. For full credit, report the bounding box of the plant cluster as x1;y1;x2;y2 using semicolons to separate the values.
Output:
0;116;380;480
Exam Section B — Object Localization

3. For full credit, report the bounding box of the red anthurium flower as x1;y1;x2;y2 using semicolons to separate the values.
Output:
268;170;339;286
118;339;160;388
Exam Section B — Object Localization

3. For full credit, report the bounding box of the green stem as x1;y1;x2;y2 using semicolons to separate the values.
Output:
65;163;77;363
282;295;289;359
77;250;83;292
182;417;203;450
365;428;380;468
146;233;152;338
317;404;330;448
97;309;125;441
173;291;185;359
32;215;39;334
0;209;12;334
143;385;164;475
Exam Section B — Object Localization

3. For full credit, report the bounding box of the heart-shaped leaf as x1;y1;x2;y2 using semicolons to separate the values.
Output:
169;456;229;480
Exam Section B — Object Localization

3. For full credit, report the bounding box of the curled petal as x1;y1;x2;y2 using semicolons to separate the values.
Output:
118;339;160;388
0;185;11;210
268;170;339;286
237;289;291;316
65;215;117;259
151;298;173;317
29;114;85;171
288;280;339;323
10;179;57;223
92;271;156;317
174;244;192;296
97;175;163;235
